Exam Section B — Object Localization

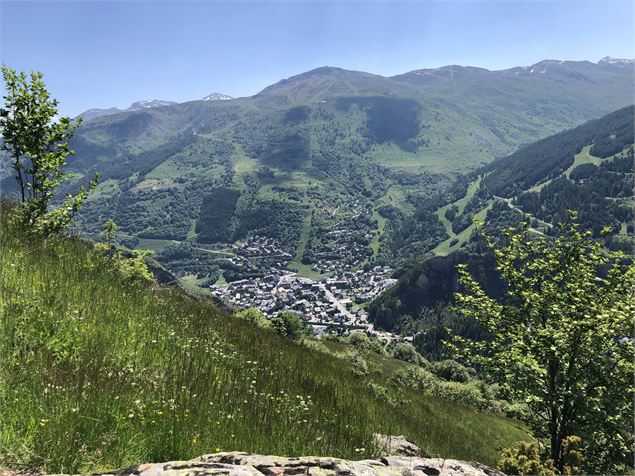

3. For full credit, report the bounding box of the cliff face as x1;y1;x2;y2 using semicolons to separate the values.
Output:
41;451;505;476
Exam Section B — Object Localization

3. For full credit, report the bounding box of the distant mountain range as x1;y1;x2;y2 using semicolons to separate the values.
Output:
76;57;632;123
2;56;633;294
78;100;178;122
78;93;234;121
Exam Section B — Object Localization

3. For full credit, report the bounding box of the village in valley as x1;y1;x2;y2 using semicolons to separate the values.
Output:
210;235;397;338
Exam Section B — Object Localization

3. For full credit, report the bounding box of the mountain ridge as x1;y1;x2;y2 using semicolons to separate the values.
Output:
78;99;178;122
77;57;634;120
3;57;633;295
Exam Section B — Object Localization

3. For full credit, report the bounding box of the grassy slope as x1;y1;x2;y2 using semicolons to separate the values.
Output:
432;179;489;256
528;145;604;193
0;215;528;473
432;200;493;256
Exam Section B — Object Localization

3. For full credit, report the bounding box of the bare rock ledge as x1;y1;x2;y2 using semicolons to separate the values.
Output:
5;435;503;476
42;451;505;476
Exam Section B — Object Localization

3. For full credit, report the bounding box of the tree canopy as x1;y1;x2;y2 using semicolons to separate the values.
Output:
1;66;97;232
451;215;634;474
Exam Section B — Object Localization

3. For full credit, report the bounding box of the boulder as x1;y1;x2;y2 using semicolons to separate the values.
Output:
374;433;429;457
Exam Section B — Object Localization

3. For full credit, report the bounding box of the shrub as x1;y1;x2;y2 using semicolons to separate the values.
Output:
235;308;273;329
429;359;472;383
434;381;489;410
1;66;98;233
270;312;311;339
390;342;428;366
117;250;154;282
321;332;343;342
501;401;531;421
366;382;410;408
342;351;372;376
499;436;582;475
497;441;556;476
347;331;387;355
391;366;438;392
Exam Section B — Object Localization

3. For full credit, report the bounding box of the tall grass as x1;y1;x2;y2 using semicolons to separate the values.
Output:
0;209;528;473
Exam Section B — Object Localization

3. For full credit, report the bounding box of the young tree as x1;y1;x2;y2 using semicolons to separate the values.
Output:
101;219;117;257
450;216;634;473
0;66;97;232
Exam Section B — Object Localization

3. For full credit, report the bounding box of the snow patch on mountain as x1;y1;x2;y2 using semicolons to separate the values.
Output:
599;56;635;65
202;92;233;101
128;100;177;110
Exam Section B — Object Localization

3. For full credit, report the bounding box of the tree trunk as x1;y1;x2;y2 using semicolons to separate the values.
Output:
547;358;562;467
13;153;25;203
554;334;581;472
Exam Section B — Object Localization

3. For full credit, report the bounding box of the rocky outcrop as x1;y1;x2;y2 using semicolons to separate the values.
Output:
374;433;429;457
54;451;504;476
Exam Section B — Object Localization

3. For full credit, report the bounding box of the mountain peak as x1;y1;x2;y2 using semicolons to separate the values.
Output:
303;66;348;75
128;100;177;110
598;56;635;65
202;92;233;101
256;66;389;100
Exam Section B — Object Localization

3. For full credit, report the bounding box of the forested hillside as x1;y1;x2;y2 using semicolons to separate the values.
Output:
369;105;634;335
1;59;632;286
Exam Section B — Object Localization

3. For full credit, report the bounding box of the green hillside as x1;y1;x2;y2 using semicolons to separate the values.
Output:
370;106;634;332
2;59;631;286
0;206;529;473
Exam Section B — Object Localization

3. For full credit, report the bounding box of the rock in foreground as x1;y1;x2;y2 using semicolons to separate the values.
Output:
68;451;504;476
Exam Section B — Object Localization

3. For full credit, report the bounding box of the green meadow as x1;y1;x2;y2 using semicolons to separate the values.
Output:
0;208;528;473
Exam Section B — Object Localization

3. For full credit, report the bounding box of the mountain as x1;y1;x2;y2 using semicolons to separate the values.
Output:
202;92;233;101
369;106;634;333
78;106;125;122
79;95;234;122
2;58;633;290
77;99;178;122
598;56;635;66
128;99;177;110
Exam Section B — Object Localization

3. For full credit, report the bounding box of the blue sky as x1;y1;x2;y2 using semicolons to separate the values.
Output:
1;0;633;116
